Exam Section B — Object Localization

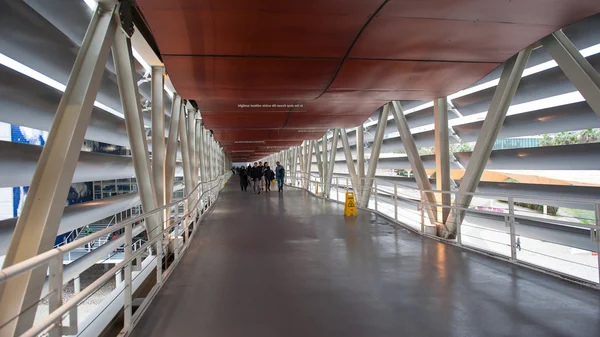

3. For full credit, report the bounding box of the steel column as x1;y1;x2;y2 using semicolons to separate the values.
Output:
325;129;339;197
360;105;388;207
357;125;365;189
321;135;328;184
434;97;451;224
187;109;197;187
151;66;166;208
543;30;600;117
198;123;206;188
165;95;182;204
391;101;438;226
0;3;117;334
447;47;532;233
113;24;161;241
340;128;360;201
178;110;194;196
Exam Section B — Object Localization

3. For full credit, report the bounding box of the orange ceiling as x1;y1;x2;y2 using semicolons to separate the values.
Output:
137;0;600;161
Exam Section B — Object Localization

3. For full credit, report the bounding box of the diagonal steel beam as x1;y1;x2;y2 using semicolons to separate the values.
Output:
340;128;360;201
543;30;600;117
360;106;389;207
113;23;161;239
325;129;339;197
151;66;166;208
165;95;181;204
357;125;365;189
0;2;118;335
447;47;532;234
391;100;438;226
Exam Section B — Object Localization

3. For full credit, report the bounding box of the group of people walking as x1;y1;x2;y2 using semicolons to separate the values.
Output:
234;161;285;194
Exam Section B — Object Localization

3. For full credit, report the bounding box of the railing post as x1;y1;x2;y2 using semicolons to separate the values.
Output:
123;223;133;331
420;192;425;233
508;197;517;261
595;202;600;284
374;180;378;212
455;203;462;245
48;255;64;337
394;184;398;221
156;229;163;285
184;198;190;246
336;178;340;201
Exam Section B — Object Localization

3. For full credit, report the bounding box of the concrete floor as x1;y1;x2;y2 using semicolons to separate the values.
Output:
130;180;600;337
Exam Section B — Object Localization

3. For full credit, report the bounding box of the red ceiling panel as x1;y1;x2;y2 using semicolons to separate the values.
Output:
330;59;500;93
291;100;387;115
137;0;600;151
320;90;443;101
203;113;288;129
139;0;385;14
350;17;556;63
142;10;366;57
382;0;600;26
285;114;367;129
163;56;338;95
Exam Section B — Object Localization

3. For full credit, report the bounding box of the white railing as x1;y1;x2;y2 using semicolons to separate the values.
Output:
0;173;231;337
286;171;600;288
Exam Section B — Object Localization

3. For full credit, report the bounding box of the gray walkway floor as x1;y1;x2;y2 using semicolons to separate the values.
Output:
131;179;600;337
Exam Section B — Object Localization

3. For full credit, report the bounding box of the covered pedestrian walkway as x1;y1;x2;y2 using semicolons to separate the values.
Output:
130;178;600;337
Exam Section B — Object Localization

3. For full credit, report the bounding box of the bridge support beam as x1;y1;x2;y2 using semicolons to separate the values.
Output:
357;125;365;189
340;129;360;202
434;97;451;224
165;95;182;205
113;21;161;241
360;106;389;207
543;30;600;117
447;47;532;234
325;129;339;197
0;2;118;335
390;101;438;226
151;66;166;209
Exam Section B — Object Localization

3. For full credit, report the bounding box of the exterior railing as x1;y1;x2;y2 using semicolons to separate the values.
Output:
0;173;231;337
286;171;600;288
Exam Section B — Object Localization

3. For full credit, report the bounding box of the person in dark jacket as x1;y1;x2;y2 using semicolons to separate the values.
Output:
263;163;275;192
250;162;261;194
275;161;285;192
239;167;249;191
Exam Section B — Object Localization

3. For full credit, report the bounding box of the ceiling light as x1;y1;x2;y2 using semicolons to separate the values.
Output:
234;140;265;144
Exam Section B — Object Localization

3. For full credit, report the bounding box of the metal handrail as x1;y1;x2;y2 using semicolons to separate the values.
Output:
3;172;231;337
0;173;228;284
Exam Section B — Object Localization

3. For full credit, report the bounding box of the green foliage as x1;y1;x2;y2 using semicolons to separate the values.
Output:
503;177;519;183
450;143;474;153
498;200;559;215
395;169;408;177
540;129;600;146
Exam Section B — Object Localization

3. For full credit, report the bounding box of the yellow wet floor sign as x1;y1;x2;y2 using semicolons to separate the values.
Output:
344;191;357;216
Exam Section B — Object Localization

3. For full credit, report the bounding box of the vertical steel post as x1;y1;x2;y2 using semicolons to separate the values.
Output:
447;47;532;232
187;109;197;187
508;197;517;261
374;180;378;212
595;203;600;284
123;223;132;331
165;95;182;205
198;123;206;193
360;106;389;207
325;129;339;197
113;25;160;242
151;66;166;208
434;97;451;223
394;184;398;221
315;138;324;178
357;125;365;190
48;256;63;337
178;110;194;197
0;3;118;333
